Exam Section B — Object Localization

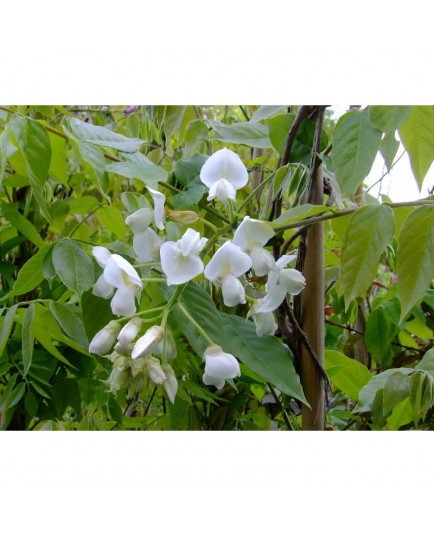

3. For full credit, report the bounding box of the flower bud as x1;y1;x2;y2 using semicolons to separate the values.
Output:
131;325;164;360
162;364;178;404
166;209;199;225
118;318;143;345
88;321;121;355
202;345;240;390
145;356;167;384
124;105;138;114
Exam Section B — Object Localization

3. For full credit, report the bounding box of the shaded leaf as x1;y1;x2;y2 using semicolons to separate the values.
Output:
22;303;35;376
52;238;95;294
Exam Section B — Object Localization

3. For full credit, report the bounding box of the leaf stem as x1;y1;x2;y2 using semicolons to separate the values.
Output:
177;302;215;346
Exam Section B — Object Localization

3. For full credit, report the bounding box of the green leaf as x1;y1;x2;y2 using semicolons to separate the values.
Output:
22;303;35;376
416;347;434;377
6;246;50;299
49;301;89;349
268;113;296;155
164;106;187;141
8;116;52;186
368;105;411;133
383;371;410;414
355;368;413;413
209;120;272;149
0;304;18;357
66;118;144;153
105;161;168;187
68;196;100;215
340;205;394;305
6;382;26;409
173;154;208;186
171;185;206;210
108;394;123;424
332;109;382;196
272;203;332;227
48;131;68;186
325;350;372;400
1;203;44;248
95;205;128;238
184;120;209;158
379;132;400;171
364;306;399;365
250;106;287;122
52;238;95;294
221;313;307;404
396;205;434;320
387;397;413;430
24;391;39;419
81;289;113;342
398;106;434;189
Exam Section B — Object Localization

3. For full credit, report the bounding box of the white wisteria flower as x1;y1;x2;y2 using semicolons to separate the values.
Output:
251;311;278;337
204;241;252;306
133;227;162;264
88;320;121;354
131;325;165;360
92;247;143;316
125;186;166;232
145;356;167;384
202;345;241;390
162;364;178;403
200;147;248;204
254;255;305;313
117;318;143;345
233;216;275;276
160;228;208;286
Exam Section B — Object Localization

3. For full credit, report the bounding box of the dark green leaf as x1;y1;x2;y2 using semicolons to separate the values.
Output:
364;306;399;365
22;303;35;375
49;301;89;349
174;154;208;186
0;305;18;357
108;394;123;424
6;382;26;409
81;289;113;342
6;246;50;299
332;109;382;196
52;238;95;294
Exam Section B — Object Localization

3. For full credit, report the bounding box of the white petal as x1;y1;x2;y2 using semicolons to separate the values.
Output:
92;246;112;268
117;318;143;345
233;216;274;251
92;273;114;299
147;187;166;230
155;330;177;360
202;373;225;390
207;179;237;203
131;326;164;360
254;285;289;314
253;311;278;337
204;241;252;281
125;208;155;233
111;285;138;316
133;228;162;263
276;254;297;269
162;364;178;403
89;321;121;354
250;246;276;276
200;148;248;189
222;275;246;306
179;228;203;256
203;345;241;380
104;254;142;290
145;356;167;384
160;241;204;285
278;268;306;295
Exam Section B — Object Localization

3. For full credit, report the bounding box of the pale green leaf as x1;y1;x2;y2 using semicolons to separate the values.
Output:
355;368;413;413
208;120;272;149
325;350;372;400
340;205;394;305
368;105;411;132
379;131;400;171
396;205;434;320
383;371;410;414
250;106;287;122
268;113;296;155
1;203;44;248
416;347;434;377
105;161;168;187
398;106;434;189
272;203;332;227
52;238;95;294
332;109;382;196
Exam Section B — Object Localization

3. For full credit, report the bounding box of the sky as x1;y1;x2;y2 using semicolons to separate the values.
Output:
331;105;434;202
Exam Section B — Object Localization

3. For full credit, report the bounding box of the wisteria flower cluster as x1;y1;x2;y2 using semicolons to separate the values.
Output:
88;148;306;402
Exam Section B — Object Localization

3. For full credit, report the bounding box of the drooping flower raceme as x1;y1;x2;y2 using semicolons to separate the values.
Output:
160;228;208;286
254;255;305;313
91;247;143;316
200;147;248;204
204;241;252;306
233;216;276;276
202;345;241;390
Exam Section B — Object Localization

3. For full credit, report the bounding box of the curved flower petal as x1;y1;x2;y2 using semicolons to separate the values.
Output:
207;179;237;204
103;254;142;290
147;187;166;230
203;345;241;388
233;216;275;251
278;268;306;295
200;148;248;189
133;228;162;263
89;320;121;354
162;364;178;403
117;318;143;345
92;273;114;299
111;285;138;316
179;228;207;257
204;241;252;282
160;239;205;286
131;325;164;360
250;246;276;276
275;254;297;269
92;246;112;268
222;275;246;306
125;208;155;233
145;356;167;384
254;285;289;314
252;311;277;337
